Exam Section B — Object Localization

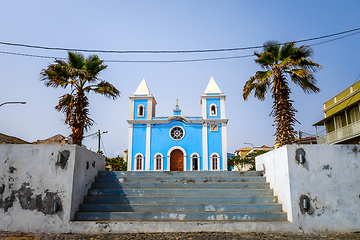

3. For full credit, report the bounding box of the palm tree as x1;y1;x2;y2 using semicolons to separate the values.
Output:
243;41;322;147
41;52;120;146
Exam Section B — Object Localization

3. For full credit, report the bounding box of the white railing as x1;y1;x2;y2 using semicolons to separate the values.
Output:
317;120;360;144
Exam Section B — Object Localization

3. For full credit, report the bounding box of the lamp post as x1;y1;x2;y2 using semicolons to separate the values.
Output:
244;142;255;148
0;102;26;107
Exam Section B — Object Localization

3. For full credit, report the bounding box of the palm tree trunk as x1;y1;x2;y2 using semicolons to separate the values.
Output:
272;74;296;147
71;92;88;146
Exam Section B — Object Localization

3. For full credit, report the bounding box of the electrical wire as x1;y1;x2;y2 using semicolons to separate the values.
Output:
0;27;360;54
0;29;359;63
308;31;360;47
100;137;107;157
0;50;255;62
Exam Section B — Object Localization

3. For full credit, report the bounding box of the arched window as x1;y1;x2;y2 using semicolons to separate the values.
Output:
191;153;199;171
210;104;217;116
211;153;220;170
154;153;163;170
135;153;144;170
137;104;145;117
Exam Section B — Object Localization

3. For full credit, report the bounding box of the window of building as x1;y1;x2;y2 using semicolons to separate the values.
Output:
210;104;217;116
211;153;220;170
335;115;343;130
191;153;199;171
135;153;144;170
154;153;163;170
137;104;145;117
169;126;185;140
349;107;360;124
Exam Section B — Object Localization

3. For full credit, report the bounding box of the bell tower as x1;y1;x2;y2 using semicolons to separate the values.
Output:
201;77;226;120
129;79;157;120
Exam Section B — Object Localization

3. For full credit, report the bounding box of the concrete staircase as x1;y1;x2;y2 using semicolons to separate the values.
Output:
75;171;287;222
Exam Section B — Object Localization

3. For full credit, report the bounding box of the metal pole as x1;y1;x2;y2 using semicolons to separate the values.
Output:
243;142;254;148
0;102;26;107
98;130;101;153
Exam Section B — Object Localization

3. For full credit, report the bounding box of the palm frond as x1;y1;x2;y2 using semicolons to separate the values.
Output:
87;81;120;99
55;94;73;124
290;71;320;93
255;52;276;67
243;76;257;101
279;42;295;60
68;52;85;69
254;80;270;101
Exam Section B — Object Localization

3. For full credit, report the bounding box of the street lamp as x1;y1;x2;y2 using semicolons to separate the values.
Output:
244;142;255;148
0;102;26;107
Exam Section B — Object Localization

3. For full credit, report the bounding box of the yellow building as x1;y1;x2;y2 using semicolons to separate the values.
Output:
314;80;360;144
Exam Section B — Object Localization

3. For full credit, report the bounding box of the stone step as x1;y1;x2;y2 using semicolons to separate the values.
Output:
95;176;266;183
88;188;274;197
74;211;287;221
83;196;278;205
79;203;283;213
98;171;263;177
91;182;270;189
75;171;286;223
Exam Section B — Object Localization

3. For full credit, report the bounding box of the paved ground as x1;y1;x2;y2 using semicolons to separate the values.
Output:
1;232;360;240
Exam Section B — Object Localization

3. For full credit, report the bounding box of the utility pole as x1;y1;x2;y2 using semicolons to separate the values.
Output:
84;130;107;154
98;130;101;153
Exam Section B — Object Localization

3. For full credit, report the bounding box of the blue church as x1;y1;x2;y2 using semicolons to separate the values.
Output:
127;77;228;171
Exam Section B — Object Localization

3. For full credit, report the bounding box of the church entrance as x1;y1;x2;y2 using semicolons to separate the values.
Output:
170;149;184;171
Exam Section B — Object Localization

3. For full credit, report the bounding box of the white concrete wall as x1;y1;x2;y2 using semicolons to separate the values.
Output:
0;144;105;233
256;145;360;232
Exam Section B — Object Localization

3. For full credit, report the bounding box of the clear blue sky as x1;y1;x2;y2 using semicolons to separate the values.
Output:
1;1;360;157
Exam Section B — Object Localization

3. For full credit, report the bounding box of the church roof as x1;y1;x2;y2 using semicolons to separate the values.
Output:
134;79;151;95
204;77;222;94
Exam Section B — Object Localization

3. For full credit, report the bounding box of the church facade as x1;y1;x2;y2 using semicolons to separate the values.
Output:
127;77;228;171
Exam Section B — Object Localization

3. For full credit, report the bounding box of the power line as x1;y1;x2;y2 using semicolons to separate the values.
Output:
104;54;254;63
308;31;360;47
100;137;107;157
0;30;359;63
0;27;360;54
0;51;255;62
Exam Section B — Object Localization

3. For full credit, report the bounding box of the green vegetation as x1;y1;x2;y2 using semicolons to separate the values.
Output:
228;150;269;171
243;41;322;147
106;156;127;171
40;52;120;146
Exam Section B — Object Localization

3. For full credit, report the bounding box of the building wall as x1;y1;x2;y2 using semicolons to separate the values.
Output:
0;144;105;233
256;145;360;232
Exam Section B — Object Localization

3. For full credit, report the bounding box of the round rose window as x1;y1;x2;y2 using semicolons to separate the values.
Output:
170;126;184;140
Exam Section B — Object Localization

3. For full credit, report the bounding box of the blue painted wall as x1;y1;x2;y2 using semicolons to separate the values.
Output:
150;121;203;170
132;124;147;170
207;124;223;170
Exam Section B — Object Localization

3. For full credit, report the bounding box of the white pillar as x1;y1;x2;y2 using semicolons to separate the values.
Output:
222;123;227;171
202;123;208;170
145;124;151;170
127;125;133;171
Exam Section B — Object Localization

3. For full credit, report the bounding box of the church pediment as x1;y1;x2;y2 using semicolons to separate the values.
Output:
167;116;189;123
